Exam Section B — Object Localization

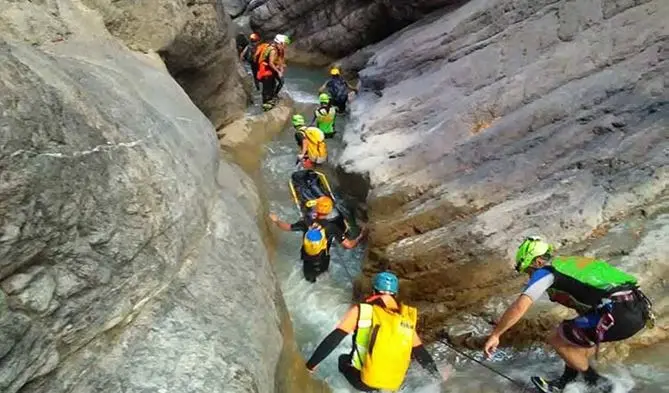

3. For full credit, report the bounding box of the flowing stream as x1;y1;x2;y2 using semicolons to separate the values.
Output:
260;67;668;393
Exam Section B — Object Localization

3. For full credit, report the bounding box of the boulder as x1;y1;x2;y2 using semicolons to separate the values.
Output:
77;0;251;129
0;2;323;393
249;0;467;63
336;0;669;342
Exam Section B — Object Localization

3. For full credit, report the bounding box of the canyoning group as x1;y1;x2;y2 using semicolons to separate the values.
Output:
241;32;657;393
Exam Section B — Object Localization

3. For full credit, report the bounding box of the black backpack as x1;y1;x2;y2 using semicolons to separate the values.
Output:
328;77;348;102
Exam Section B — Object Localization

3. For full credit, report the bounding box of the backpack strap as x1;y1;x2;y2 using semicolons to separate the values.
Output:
354;303;374;366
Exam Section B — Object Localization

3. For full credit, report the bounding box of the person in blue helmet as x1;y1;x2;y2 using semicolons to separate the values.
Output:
305;272;448;391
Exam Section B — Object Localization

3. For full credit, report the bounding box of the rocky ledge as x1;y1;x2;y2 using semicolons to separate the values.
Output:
336;0;668;347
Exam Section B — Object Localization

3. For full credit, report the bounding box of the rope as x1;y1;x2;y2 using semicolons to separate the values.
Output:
437;338;530;392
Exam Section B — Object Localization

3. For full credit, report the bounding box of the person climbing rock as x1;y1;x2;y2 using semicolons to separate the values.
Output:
318;67;358;114
239;32;261;90
268;197;366;283
305;271;449;391
483;236;654;393
257;34;289;111
310;93;337;138
295;121;327;168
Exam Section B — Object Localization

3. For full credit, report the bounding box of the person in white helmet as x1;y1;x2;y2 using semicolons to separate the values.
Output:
256;34;290;110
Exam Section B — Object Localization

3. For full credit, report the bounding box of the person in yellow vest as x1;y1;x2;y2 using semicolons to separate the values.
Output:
297;122;327;168
305;272;449;391
310;93;337;138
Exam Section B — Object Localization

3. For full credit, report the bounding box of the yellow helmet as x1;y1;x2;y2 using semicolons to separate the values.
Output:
330;67;340;76
315;196;334;215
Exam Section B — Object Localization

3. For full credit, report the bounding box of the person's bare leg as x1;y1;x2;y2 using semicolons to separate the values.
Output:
547;329;595;371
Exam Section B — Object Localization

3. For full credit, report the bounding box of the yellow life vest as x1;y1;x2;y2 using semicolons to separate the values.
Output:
303;127;327;163
353;303;417;391
315;106;336;135
302;225;328;256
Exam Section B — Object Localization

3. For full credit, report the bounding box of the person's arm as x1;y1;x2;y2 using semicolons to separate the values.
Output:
490;294;533;338
309;110;318;126
299;139;308;157
306;306;359;371
268;49;281;76
306;329;348;371
340;227;368;249
412;345;440;378
269;213;302;232
483;269;553;357
317;81;328;94
239;46;248;62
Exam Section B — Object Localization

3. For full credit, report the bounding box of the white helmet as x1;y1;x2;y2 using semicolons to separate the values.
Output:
274;34;289;44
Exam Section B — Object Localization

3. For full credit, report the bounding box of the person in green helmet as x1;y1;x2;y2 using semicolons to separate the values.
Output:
292;114;308;147
310;93;337;139
483;236;653;393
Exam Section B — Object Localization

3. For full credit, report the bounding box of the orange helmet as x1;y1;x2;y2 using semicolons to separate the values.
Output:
249;32;260;42
315;196;334;215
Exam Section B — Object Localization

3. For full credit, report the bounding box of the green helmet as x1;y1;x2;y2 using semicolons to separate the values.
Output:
319;93;330;104
515;236;553;273
291;114;305;126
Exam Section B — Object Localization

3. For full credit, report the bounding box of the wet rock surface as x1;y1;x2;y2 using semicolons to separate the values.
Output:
249;0;467;63
0;2;322;393
338;0;669;344
77;0;250;129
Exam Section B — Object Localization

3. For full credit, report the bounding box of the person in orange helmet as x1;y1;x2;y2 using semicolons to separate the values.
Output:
240;32;261;90
269;196;367;283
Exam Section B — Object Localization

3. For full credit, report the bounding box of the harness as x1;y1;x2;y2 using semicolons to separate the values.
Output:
581;287;653;357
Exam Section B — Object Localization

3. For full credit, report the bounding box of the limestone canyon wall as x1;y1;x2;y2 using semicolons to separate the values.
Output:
248;0;468;64
336;0;669;346
79;0;251;130
0;1;322;393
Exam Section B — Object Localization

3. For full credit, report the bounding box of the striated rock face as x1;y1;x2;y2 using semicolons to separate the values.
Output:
0;2;324;393
249;0;466;63
77;0;250;129
338;0;669;342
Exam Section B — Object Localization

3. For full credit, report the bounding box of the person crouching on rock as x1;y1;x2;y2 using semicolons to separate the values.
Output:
310;93;337;139
483;236;654;393
305;271;450;391
239;32;261;91
318;67;358;114
257;34;289;111
268;196;366;283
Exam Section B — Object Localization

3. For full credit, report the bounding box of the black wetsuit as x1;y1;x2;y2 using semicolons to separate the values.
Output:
242;43;260;90
326;77;350;113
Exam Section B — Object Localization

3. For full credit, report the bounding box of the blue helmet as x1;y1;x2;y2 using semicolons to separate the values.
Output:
373;271;399;295
306;228;323;241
